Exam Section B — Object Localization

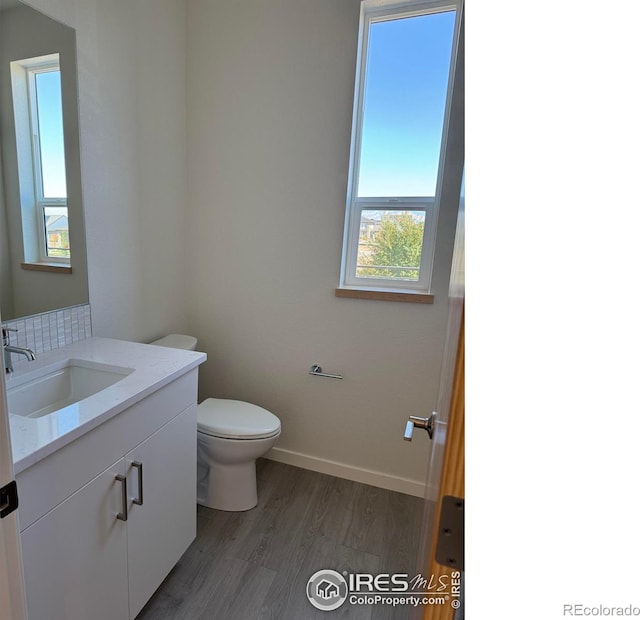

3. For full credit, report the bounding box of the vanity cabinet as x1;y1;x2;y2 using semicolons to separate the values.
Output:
127;405;196;618
16;369;198;620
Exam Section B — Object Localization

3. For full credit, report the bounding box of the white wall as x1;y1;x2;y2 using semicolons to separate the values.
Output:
186;0;460;494
9;0;460;495
22;0;188;342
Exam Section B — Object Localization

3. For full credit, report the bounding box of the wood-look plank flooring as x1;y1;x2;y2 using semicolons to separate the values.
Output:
136;459;423;620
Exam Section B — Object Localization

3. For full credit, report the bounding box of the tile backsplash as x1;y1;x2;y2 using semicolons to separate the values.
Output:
2;304;92;368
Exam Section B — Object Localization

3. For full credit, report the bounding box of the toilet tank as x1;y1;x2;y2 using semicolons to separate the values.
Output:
150;334;198;351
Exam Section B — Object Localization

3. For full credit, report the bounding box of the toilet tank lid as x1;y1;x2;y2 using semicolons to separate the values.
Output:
150;334;197;350
197;398;281;439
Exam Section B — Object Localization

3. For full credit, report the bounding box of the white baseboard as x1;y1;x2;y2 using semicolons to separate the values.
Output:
264;447;426;498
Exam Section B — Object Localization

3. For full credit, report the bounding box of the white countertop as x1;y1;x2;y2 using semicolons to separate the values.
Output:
7;337;206;474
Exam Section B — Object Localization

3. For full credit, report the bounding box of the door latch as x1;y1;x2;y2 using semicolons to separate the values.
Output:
0;480;19;519
403;413;435;441
435;495;464;570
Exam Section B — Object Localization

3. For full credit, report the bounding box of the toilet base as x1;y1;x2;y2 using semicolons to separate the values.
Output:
197;460;258;512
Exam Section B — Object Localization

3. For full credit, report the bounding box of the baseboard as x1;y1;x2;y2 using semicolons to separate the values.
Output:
264;447;426;498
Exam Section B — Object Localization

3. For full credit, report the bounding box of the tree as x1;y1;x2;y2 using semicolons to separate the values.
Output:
358;212;424;280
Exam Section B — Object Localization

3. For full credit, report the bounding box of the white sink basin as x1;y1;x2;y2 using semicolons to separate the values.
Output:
7;359;134;418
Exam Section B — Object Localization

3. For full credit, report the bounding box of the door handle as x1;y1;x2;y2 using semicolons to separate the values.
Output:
115;474;128;521
132;461;143;506
403;413;435;441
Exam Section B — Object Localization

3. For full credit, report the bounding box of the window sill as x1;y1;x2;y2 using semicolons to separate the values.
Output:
21;262;72;274
335;287;434;304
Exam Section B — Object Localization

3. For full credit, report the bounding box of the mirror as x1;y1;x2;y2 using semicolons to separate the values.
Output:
0;0;88;321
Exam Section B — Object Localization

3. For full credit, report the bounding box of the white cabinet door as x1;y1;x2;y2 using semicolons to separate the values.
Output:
127;405;197;618
20;458;129;620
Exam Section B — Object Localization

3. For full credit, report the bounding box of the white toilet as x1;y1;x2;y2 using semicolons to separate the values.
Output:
150;334;281;512
196;398;280;511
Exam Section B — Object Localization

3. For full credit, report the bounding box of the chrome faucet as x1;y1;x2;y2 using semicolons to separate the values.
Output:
2;328;36;374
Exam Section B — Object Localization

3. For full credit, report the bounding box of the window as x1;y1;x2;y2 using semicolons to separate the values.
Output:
338;0;459;299
11;53;70;264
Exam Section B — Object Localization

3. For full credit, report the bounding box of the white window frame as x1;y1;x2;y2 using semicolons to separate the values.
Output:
339;0;461;295
11;53;70;265
28;61;69;263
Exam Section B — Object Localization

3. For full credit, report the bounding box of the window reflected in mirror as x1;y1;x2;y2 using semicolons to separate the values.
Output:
11;53;70;263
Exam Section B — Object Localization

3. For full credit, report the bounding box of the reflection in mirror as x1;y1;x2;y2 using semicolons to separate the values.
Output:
0;0;88;321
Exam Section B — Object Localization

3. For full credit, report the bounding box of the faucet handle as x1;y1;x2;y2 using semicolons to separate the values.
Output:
2;327;17;345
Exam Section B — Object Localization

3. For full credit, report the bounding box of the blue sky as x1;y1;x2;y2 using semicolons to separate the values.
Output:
33;12;456;202
357;10;456;198
35;69;67;198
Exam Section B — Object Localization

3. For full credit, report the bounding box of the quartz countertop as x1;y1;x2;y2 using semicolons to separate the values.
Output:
7;337;206;474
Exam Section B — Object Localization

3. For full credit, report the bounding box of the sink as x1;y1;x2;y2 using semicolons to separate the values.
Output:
7;359;134;418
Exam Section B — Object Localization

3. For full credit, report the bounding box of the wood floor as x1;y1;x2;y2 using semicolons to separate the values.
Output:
136;459;424;620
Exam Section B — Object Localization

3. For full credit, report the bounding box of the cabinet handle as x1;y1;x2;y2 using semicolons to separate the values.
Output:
115;474;128;521
132;461;143;506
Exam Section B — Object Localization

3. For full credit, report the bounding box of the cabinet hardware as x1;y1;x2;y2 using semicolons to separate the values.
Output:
132;461;143;505
115;475;128;521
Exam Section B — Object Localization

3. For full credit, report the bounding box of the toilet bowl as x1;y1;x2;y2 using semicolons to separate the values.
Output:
149;334;281;512
197;398;280;511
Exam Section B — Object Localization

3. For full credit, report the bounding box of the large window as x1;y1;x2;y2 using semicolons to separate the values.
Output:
339;0;459;297
11;53;70;263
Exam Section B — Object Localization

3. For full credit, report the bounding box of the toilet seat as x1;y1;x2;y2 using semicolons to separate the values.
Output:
197;398;281;440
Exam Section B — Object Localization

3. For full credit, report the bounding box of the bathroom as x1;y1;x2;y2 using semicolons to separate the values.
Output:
0;0;464;618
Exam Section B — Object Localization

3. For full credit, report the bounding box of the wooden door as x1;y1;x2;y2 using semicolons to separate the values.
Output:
418;170;464;620
0;312;27;620
414;0;465;604
421;314;464;620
